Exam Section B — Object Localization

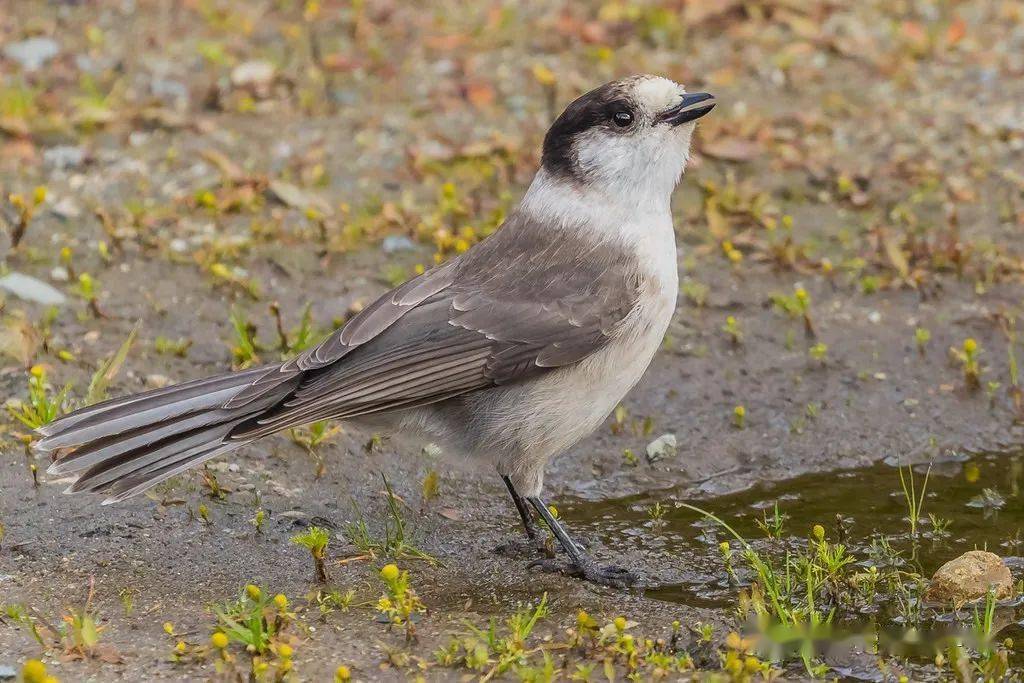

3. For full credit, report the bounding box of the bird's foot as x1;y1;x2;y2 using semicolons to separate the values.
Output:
494;535;552;559
528;555;638;589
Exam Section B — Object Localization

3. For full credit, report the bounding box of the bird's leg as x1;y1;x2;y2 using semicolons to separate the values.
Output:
503;475;540;540
495;476;551;558
526;496;637;589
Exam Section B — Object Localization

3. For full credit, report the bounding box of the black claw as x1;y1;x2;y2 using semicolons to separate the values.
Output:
526;556;638;589
494;536;552;559
527;557;563;573
579;563;638;589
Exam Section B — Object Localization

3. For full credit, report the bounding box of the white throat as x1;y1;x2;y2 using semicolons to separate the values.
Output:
519;167;679;286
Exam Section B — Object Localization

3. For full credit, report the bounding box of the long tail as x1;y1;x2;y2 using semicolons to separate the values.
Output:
35;365;298;504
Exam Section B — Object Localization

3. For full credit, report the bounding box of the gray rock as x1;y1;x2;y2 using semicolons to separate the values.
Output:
50;197;82;220
43;145;86;170
150;77;189;106
0;272;66;306
0;664;17;679
382;235;416;253
267;180;331;215
3;37;59;71
645;433;677;464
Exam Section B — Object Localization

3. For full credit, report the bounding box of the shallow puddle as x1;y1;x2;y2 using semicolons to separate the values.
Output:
562;451;1024;667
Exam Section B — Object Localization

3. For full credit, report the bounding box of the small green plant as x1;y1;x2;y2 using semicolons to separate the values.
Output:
196;502;211;524
154;336;192;357
771;286;815;337
62;601;102;658
376;563;426;642
733;405;746;429
898;462;931;538
290;526;330;583
952;337;981;389
211;585;297;679
986;380;1002;404
421;469;440;505
927;513;952;537
288;419;341;477
973;587;998;655
755;502;787;540
647;501;667;530
251;508;266;534
443;595;549;677
859;274;881;294
808;342;828;364
680;503;853;677
84;324;138;405
270;301;318;354
342;476;435;563
681;279;709;307
75;272;102;317
6;185;46;248
719;541;738;584
692;621;714;643
722;315;742;345
228;308;261;367
20;659;54;683
119;588;135;616
313;588;355;617
971;587;1011;680
210;262;261;299
914;327;931;354
6;365;70;430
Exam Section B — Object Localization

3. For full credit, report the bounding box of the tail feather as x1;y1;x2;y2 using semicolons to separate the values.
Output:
38;364;296;502
35;366;270;440
102;442;243;505
68;422;238;493
36;366;273;453
47;410;231;476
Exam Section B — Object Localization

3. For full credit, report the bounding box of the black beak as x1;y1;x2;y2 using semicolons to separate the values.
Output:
658;92;716;126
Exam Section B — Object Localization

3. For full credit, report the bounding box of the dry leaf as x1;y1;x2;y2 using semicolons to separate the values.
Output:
0;312;42;366
946;16;966;46
705;197;730;240
465;81;496;108
882;232;910;278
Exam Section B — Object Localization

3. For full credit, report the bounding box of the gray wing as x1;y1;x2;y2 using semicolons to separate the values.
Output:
228;213;641;438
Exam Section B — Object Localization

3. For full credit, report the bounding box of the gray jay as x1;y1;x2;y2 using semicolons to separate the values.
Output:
36;75;715;588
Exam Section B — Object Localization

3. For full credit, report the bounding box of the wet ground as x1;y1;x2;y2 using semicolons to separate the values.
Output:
2;0;1024;680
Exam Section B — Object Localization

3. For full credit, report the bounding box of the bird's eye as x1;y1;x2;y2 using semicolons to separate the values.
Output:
612;111;633;127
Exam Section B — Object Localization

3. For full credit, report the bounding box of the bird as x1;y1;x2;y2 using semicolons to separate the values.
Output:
35;74;714;588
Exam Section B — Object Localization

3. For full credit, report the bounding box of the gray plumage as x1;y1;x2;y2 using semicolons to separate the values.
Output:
37;213;641;502
36;74;712;520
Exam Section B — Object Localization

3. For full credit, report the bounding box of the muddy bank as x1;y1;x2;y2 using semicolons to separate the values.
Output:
2;0;1024;680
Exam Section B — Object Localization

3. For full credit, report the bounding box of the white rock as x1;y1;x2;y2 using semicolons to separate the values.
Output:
646;433;677;464
0;272;66;306
231;60;275;90
43;145;86;170
3;37;59;71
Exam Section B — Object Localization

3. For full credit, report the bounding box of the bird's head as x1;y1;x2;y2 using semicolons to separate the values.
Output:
539;75;714;205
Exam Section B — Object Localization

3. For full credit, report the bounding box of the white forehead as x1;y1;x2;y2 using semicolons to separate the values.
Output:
631;76;684;113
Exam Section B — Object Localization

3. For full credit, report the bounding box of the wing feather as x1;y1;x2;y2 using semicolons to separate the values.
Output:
225;213;643;436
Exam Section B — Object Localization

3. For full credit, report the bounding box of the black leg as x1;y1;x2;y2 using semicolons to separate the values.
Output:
502;475;540;540
527;496;637;589
494;476;549;559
